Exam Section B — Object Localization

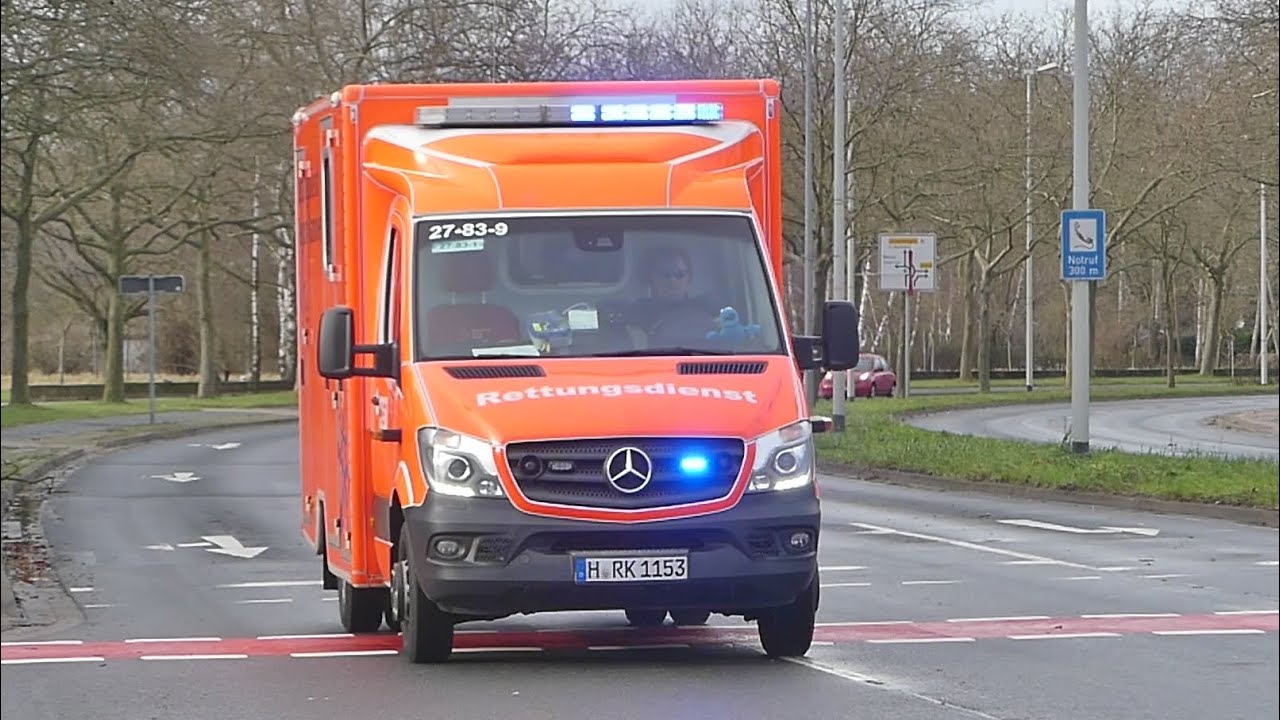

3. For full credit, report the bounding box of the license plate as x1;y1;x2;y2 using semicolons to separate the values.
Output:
574;554;688;583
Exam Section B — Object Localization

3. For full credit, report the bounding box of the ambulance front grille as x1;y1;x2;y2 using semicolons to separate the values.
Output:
505;437;745;510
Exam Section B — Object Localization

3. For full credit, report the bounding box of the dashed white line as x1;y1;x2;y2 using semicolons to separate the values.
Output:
819;565;867;571
901;580;959;586
588;644;689;651
83;603;118;609
68;587;94;593
216;580;321;589
453;646;543;653
1213;610;1278;616
1152;629;1266;636
1081;613;1180;619
1008;632;1121;640
1096;566;1136;572
783;657;1007;720
848;522;1095;570
1061;575;1102;581
290;650;399;658
1141;574;1188;580
1001;560;1058;566
125;637;222;644
140;654;248;661
257;633;354;641
1254;561;1279;567
866;637;975;644
946;615;1051;623
236;598;293;605
821;582;871;588
1;640;84;647
2;656;105;665
817;620;912;627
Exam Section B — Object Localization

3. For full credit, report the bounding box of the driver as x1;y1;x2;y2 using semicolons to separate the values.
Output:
627;245;719;343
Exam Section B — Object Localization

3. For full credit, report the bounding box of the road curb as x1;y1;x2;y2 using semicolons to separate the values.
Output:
1;412;298;632
817;460;1280;529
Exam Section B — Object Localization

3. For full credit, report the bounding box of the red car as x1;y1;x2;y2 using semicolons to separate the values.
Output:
818;353;897;399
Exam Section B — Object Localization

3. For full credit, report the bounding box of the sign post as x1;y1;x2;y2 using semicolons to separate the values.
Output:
119;274;186;424
1060;207;1106;453
878;233;936;398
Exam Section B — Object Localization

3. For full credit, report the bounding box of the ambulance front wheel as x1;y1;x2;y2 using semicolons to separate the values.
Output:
396;525;454;663
337;579;387;633
756;578;818;658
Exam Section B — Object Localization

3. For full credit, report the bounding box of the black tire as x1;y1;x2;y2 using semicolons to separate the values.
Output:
757;578;818;658
397;525;454;663
670;609;711;626
338;579;387;633
625;608;668;627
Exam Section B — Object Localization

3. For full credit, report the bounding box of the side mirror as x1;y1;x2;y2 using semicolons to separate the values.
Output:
317;306;398;381
791;335;823;371
821;301;860;371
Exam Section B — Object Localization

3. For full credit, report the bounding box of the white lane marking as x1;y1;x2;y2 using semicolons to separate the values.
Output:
257;633;354;640
1061;576;1102;581
1082;613;1180;619
901;580;959;586
83;603;118;609
866;637;975;644
321;597;338;602
1213;610;1278;616
817;620;912;627
202;535;268;559
140;654;248;661
68;587;94;593
125;637;222;644
1153;629;1267;636
2;656;105;665
784;657;1008;720
819;565;867;571
1;640;84;647
1141;574;1188;579
454;646;544;653
821;582;871;588
1008;632;1121;640
998;519;1159;536
1255;561;1279;566
1001;560;1059;565
588;644;690;651
236;598;293;605
291;650;399;658
177;542;212;548
848;522;1095;570
850;528;895;535
1096;566;1136;572
217;580;321;588
946;615;1051;623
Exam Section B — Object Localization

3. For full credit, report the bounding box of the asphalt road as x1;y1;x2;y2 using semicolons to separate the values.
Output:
904;394;1280;461
3;423;1277;720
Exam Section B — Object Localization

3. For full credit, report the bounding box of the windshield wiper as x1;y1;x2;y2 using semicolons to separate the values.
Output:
595;346;736;357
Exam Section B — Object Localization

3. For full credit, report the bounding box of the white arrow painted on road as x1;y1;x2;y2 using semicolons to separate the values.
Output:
999;519;1160;537
151;472;200;483
187;442;242;451
202;535;267;559
145;544;176;551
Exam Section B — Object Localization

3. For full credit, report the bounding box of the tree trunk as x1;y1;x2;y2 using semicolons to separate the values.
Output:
276;232;297;388
8;218;35;405
101;240;127;403
958;255;974;381
1198;272;1225;375
977;268;992;393
1164;259;1177;388
197;229;219;398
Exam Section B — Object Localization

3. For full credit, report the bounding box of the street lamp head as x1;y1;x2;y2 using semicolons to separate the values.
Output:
1035;62;1060;73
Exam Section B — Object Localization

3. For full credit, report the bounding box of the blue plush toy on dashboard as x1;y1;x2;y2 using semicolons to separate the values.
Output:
706;306;760;345
527;310;573;353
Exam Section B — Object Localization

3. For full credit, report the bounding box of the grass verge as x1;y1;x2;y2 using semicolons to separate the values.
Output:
813;383;1278;510
0;390;297;428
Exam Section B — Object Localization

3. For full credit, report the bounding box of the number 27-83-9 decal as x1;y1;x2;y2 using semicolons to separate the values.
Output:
427;220;510;254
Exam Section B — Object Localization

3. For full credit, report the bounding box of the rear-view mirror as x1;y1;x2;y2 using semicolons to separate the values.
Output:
317;307;355;379
821;301;860;371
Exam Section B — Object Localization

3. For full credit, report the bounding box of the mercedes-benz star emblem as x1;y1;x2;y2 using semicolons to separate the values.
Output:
604;446;653;494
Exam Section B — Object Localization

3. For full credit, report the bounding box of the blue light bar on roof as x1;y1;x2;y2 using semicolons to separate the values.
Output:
574;102;725;124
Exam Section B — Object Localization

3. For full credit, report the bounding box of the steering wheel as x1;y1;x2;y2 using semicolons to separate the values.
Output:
649;307;714;346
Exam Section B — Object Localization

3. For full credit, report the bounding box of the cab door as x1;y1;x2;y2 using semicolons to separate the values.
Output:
365;221;406;581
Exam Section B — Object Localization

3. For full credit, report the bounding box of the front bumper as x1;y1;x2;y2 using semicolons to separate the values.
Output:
403;491;820;618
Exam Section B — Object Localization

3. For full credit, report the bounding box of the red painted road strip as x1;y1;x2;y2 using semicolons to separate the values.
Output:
3;611;1274;663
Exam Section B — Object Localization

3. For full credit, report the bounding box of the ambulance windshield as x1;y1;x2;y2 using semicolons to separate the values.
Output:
412;213;787;361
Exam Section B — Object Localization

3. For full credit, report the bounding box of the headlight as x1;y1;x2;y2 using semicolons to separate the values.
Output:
858;372;871;381
746;421;814;493
417;428;505;498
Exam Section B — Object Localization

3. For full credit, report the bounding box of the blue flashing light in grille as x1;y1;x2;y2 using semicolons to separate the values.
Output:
569;102;725;124
679;454;710;475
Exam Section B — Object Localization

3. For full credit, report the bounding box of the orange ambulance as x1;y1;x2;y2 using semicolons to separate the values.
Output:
291;78;860;663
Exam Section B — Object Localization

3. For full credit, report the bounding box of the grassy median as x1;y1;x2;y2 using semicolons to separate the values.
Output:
0;390;298;429
813;382;1278;509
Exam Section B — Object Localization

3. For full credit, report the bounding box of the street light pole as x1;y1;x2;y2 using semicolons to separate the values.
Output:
1263;181;1270;386
803;0;816;405
1024;61;1058;392
831;0;848;431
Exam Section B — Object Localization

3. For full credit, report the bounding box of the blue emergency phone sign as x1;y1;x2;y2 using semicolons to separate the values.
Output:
1060;209;1106;281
